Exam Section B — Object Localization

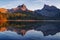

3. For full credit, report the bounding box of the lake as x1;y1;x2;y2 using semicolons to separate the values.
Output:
0;20;60;40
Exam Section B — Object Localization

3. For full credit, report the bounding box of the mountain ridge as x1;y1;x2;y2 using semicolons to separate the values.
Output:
0;4;60;20
0;4;60;13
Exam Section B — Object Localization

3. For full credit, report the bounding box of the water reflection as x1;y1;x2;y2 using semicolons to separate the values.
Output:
0;21;60;40
0;30;60;40
0;22;60;35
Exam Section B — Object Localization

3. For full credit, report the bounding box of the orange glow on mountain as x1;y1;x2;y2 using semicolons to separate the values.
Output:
0;8;7;13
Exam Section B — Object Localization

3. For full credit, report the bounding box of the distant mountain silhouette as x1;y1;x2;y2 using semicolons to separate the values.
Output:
34;4;60;17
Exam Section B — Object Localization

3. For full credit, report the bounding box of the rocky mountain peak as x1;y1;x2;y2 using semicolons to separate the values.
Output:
17;4;27;11
43;4;58;10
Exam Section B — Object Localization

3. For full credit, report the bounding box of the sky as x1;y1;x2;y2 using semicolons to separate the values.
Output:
0;0;60;10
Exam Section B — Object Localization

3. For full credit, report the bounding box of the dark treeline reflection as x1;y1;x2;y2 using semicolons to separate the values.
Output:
0;21;60;40
0;21;60;36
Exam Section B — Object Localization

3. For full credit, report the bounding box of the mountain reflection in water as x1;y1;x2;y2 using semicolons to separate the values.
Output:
0;20;60;40
0;21;60;36
0;30;60;40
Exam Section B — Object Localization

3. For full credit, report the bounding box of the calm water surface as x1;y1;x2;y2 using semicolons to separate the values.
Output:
0;21;60;40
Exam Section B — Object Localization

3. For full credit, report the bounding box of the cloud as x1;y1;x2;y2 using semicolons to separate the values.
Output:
0;0;23;9
0;0;60;10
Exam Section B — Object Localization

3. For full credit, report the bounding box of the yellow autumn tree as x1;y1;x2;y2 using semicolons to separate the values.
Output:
0;8;7;13
0;14;7;26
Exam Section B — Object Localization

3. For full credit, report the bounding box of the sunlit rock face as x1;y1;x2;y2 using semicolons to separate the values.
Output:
8;4;28;13
18;4;27;11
